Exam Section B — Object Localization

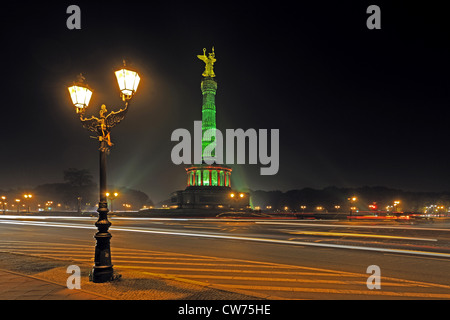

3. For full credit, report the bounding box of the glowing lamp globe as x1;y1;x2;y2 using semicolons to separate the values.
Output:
68;75;93;113
115;68;140;101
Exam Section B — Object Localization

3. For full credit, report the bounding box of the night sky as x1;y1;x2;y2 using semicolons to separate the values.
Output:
1;1;449;203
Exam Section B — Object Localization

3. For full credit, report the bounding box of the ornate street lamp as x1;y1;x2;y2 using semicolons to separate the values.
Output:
67;61;140;283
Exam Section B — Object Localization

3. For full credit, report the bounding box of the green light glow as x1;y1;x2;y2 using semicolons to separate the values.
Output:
203;170;210;186
212;170;218;186
196;170;201;186
186;168;232;187
201;78;217;161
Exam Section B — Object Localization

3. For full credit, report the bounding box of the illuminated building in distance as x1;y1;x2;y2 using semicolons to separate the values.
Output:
170;48;249;210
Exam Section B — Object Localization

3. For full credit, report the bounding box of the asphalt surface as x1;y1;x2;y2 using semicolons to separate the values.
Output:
0;215;450;299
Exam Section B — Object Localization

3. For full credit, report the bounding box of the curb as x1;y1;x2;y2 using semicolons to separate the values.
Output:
0;268;115;300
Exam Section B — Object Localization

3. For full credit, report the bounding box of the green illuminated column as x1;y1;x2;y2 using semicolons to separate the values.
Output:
201;77;217;161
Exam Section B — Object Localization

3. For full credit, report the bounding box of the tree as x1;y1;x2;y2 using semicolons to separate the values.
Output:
63;168;96;212
64;168;94;187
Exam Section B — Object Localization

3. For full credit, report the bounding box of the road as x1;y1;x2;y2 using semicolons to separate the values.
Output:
1;214;450;299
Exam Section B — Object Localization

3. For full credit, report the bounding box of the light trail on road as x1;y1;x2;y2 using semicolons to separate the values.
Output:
1;237;449;300
0;218;449;259
1;216;450;299
286;230;437;241
256;221;450;232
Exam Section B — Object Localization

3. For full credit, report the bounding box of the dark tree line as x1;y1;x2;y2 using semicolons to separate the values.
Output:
1;168;153;212
250;186;450;212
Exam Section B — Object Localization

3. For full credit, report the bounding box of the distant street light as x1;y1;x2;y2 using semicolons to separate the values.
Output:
1;196;6;214
15;199;20;213
67;61;140;283
23;194;32;213
393;200;401;212
106;192;119;213
348;196;357;217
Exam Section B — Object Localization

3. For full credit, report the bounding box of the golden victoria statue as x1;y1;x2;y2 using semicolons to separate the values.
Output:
197;47;216;78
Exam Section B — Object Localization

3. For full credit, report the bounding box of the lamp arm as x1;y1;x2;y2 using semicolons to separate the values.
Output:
80;115;101;134
105;101;129;129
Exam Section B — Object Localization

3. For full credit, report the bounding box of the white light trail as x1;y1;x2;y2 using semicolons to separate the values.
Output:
0;219;449;259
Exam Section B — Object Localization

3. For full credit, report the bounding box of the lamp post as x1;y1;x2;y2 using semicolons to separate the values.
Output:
15;199;20;213
393;200;400;213
24;194;32;213
230;193;236;209
106;192;119;213
67;61;140;283
348;196;357;217
1;196;6;214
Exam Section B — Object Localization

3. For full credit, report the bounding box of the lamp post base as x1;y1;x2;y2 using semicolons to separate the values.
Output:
90;200;121;283
89;232;122;283
90;266;121;283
